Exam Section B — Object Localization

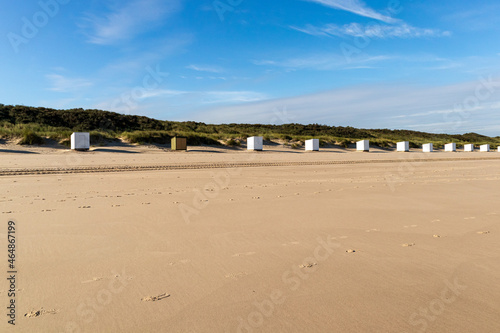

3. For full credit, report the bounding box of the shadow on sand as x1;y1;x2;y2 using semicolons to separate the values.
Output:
0;149;39;154
91;148;140;154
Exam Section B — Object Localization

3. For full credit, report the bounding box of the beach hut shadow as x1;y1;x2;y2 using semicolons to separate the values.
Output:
91;148;140;154
0;148;39;154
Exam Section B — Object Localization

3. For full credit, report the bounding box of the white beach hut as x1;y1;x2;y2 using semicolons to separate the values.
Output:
305;139;319;151
480;144;490;152
445;143;456;152
464;144;474;152
70;132;90;151
397;141;409;152
356;140;369;152
247;136;263;151
422;143;433;153
498;146;500;152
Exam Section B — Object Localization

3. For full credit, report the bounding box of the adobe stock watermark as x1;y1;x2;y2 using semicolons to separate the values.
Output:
213;0;245;22
235;235;341;332
182;97;290;225
109;65;169;115
384;153;427;192
404;277;467;333
340;0;403;63
443;75;500;132
270;106;296;125
178;154;258;225
64;268;130;333
7;0;71;53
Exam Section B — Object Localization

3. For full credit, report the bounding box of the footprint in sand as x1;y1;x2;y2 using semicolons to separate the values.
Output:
299;262;317;268
433;235;441;238
141;293;170;302
24;309;58;318
345;249;356;253
225;272;248;280
232;252;256;257
168;259;190;266
282;241;300;246
0;289;22;294
431;219;441;223
81;277;103;284
477;231;490;235
402;243;416;247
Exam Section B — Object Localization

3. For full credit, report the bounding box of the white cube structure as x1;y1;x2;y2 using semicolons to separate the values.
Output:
480;144;490;152
445;143;456;152
305;139;319;151
247;136;263;151
71;132;90;151
397;141;409;152
422;143;433;153
356;140;369;152
464;144;474;152
498;146;500;152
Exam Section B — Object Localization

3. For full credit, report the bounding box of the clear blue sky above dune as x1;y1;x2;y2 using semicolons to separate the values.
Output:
1;0;500;135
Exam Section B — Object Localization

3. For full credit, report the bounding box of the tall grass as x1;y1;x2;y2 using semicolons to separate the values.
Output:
1;120;499;149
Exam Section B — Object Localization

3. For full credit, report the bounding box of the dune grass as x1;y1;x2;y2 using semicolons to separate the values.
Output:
1;105;499;149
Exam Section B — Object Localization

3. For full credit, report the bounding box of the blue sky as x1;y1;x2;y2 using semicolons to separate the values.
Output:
1;0;500;135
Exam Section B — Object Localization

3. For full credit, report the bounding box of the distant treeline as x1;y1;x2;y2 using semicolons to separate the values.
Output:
0;104;498;147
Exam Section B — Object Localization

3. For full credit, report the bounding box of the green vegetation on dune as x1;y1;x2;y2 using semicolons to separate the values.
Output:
1;104;499;148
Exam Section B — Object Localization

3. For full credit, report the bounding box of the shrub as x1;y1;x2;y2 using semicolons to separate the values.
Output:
226;138;241;146
409;141;420;149
185;134;221;146
60;139;71;147
339;139;351;148
122;131;171;144
19;131;44;145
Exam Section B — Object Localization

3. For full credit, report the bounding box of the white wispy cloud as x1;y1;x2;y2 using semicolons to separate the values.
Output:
82;0;181;45
201;91;268;104
95;89;268;115
189;77;500;136
253;53;391;71
186;64;224;73
298;0;450;41
292;22;451;39
46;74;93;92
306;0;398;23
139;89;187;99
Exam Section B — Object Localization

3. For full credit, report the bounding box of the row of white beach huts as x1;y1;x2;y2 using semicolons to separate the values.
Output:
70;132;499;152
248;137;496;152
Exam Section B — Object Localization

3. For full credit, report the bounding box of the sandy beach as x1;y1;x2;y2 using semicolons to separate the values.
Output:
1;145;500;332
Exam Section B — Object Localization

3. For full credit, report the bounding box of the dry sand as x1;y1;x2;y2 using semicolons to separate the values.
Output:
1;144;500;332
